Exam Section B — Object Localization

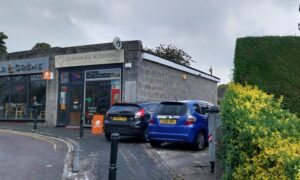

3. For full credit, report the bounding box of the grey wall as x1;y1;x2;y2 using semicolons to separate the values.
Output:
136;59;218;104
121;41;142;102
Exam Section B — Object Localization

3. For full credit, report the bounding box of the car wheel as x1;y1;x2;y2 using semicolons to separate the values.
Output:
150;140;162;147
141;128;149;142
193;132;205;151
105;133;111;141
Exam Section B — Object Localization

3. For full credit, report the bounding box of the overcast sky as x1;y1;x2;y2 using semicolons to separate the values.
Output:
0;0;299;83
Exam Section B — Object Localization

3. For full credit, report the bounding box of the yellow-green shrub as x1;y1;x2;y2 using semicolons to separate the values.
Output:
219;83;300;180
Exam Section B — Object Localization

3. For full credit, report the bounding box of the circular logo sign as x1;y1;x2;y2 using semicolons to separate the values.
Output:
113;37;122;50
95;120;101;126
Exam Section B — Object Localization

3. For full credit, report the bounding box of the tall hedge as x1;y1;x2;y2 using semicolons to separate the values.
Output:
220;83;300;179
233;36;300;116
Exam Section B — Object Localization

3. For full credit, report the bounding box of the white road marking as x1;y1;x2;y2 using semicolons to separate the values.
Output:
0;129;57;152
0;129;91;180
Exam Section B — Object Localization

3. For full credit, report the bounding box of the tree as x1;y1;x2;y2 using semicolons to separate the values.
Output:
217;84;228;99
217;83;228;104
0;32;8;54
145;44;195;66
32;42;51;50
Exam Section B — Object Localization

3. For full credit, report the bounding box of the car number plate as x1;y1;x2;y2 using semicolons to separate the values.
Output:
112;117;127;121
160;119;176;124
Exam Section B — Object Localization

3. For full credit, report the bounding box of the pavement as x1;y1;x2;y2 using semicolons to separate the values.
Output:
0;122;215;180
148;143;214;180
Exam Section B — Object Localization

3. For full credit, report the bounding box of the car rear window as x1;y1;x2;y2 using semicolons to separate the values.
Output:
108;105;140;114
140;103;159;112
156;102;187;116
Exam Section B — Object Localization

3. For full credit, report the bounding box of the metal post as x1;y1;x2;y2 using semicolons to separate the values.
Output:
108;133;120;180
79;112;84;138
208;105;220;173
33;106;38;130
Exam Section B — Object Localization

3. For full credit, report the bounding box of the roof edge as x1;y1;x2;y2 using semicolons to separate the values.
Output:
141;52;220;83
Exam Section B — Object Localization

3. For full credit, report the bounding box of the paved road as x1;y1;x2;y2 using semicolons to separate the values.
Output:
147;143;214;180
0;130;68;180
0;124;212;180
77;135;172;180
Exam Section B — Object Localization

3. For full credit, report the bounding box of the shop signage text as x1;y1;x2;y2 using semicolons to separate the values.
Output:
55;50;124;68
0;57;49;76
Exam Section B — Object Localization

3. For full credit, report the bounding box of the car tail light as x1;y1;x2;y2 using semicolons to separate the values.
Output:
149;118;154;124
184;115;196;125
135;108;145;118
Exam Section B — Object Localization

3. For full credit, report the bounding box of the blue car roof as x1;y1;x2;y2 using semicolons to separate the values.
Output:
160;100;213;106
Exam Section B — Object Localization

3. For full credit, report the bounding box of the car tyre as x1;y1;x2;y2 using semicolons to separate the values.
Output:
105;133;111;141
150;140;162;147
193;132;205;151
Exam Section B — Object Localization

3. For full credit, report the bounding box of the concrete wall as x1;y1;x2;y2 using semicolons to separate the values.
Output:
136;59;218;104
121;41;142;102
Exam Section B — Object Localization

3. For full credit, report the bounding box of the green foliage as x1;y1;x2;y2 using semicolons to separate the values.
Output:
233;36;300;116
219;83;300;180
144;44;195;66
0;32;8;54
32;42;51;50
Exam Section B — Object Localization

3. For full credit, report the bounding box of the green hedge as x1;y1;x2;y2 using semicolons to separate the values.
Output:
233;36;300;116
219;83;300;179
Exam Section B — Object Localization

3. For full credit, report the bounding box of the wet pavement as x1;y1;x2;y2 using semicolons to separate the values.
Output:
146;143;214;180
0;122;214;180
0;129;68;180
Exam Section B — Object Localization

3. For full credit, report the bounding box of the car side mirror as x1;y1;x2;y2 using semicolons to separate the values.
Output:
201;107;209;115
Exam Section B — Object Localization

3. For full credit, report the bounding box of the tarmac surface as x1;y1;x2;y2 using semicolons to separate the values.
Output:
0;122;215;180
0;129;68;180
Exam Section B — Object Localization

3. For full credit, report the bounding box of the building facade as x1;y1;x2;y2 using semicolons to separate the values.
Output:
0;40;219;127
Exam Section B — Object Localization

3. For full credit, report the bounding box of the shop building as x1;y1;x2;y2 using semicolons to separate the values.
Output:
0;40;219;127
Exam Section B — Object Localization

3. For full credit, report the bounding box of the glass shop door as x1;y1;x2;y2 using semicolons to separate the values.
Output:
84;69;121;126
58;84;83;126
84;80;111;126
69;85;83;125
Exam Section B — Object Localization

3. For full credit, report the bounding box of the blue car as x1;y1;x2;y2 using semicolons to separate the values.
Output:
148;100;212;150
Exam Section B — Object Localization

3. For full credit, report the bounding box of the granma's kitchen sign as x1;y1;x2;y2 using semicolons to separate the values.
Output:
0;57;49;76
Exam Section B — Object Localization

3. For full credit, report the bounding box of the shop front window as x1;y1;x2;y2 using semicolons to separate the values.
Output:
29;74;46;119
0;77;10;118
60;71;83;83
0;74;46;120
11;76;28;119
84;69;121;126
57;68;121;126
85;80;111;125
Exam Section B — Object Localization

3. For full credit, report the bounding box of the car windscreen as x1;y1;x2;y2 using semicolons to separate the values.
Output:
108;105;140;114
156;102;187;116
